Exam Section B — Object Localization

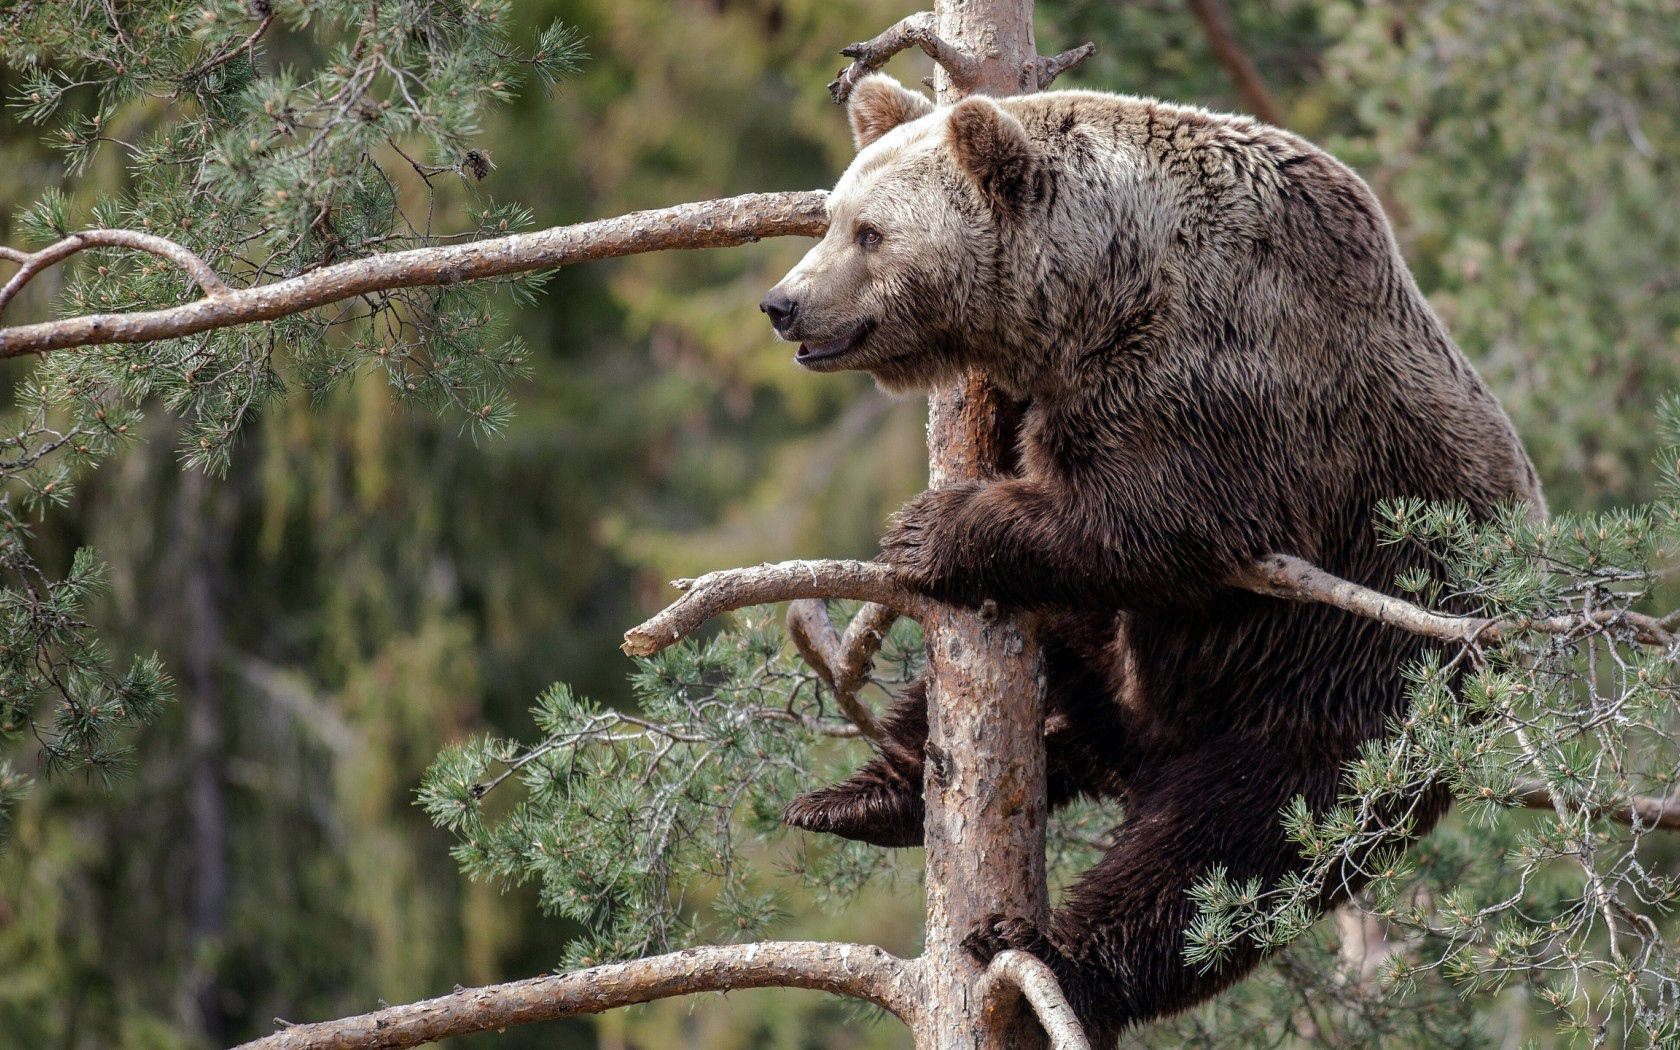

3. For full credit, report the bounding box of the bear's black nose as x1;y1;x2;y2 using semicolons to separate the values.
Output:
759;288;799;334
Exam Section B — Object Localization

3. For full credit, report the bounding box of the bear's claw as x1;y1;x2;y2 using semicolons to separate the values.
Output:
962;913;1057;966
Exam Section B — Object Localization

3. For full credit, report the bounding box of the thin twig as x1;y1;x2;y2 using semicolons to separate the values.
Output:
182;9;277;81
829;12;978;103
234;941;915;1050
0;192;829;356
0;229;232;318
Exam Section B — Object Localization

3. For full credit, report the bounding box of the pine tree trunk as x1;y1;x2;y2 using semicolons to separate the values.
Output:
916;3;1051;1046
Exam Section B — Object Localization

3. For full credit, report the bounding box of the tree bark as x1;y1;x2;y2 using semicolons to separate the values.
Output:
916;4;1052;1048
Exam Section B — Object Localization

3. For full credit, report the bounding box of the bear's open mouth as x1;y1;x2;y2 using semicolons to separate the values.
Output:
796;321;873;367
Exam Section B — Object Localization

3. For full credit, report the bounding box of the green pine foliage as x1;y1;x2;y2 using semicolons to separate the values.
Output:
1180;421;1680;1047
419;609;920;970
0;0;577;819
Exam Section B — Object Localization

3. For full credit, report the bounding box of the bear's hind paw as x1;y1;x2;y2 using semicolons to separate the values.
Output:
784;781;923;848
962;913;1058;966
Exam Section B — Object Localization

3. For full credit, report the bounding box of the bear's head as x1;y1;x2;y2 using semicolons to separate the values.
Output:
760;75;1045;393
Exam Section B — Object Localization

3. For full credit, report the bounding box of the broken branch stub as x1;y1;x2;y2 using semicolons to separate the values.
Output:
1027;42;1096;91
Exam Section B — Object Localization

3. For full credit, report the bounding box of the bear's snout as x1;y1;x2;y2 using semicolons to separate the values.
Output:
759;287;799;338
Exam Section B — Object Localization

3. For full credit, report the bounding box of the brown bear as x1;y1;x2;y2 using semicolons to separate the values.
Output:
759;74;1541;1042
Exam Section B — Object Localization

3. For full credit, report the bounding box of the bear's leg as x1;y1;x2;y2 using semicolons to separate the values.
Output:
785;630;1125;848
963;738;1448;1044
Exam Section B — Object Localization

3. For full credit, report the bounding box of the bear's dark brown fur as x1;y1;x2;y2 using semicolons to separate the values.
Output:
763;76;1541;1042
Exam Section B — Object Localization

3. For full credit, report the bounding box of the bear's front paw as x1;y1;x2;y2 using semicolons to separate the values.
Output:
962;913;1059;967
880;485;982;604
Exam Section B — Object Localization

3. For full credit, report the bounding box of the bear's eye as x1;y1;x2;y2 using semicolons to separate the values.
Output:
854;224;883;251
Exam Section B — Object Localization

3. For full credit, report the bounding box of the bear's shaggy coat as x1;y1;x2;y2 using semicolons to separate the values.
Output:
763;75;1541;1042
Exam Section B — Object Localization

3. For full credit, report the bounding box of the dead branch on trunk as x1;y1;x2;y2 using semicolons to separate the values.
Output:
236;942;915;1050
1186;0;1284;126
785;599;898;744
828;12;979;103
1027;43;1097;91
827;11;1094;102
0;191;827;357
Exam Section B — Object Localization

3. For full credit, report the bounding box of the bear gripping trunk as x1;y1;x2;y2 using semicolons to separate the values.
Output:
915;2;1054;1048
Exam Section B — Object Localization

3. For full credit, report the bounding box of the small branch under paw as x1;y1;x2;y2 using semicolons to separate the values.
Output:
979;950;1092;1050
624;559;927;658
1026;42;1096;91
829;12;978;103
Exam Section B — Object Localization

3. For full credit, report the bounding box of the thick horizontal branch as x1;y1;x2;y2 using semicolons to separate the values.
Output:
623;560;927;658
1235;554;1498;644
979;950;1092;1050
633;550;1675;670
236;941;914;1050
829;12;978;103
0;191;828;357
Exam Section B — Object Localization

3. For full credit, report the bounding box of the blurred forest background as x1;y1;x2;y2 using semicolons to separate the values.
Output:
0;0;1675;1047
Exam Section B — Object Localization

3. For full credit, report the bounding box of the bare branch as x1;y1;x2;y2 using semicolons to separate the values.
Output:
0;191;828;357
236;942;915;1050
840;601;900;680
1026;42;1096;91
828;12;978;104
1236;553;1677;648
979;950;1092;1050
1514;781;1680;831
0;229;232;318
1185;0;1284;126
785;599;897;744
1235;554;1495;644
623;560;926;658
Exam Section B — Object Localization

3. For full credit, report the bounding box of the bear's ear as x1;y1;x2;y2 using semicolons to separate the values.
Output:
847;75;935;150
948;96;1038;212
